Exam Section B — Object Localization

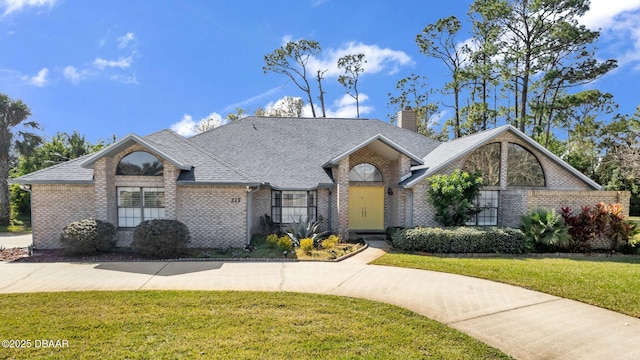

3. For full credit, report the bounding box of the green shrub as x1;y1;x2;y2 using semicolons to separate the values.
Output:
277;236;293;251
300;238;314;254
59;218;116;255
385;227;404;241
391;226;526;254
426;169;484;226
520;208;571;251
321;235;340;249
131;219;190;258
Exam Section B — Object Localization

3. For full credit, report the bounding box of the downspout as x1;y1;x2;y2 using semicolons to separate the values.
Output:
401;188;413;228
246;185;261;245
18;185;34;249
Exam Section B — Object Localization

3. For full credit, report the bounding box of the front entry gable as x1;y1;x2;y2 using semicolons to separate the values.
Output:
322;134;424;169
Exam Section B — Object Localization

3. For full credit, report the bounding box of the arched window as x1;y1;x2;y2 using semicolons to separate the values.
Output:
116;151;164;176
349;163;383;182
507;143;545;187
462;143;501;186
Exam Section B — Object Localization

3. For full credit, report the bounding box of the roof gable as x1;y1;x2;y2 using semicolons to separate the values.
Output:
404;125;601;190
323;134;424;167
81;133;191;170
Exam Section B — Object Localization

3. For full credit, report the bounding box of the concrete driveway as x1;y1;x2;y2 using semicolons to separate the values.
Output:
1;240;639;360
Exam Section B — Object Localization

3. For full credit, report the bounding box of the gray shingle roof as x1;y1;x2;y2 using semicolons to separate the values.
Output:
11;154;95;184
190;116;441;189
144;129;260;184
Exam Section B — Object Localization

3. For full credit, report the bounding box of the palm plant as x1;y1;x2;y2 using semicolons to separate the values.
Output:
0;93;41;225
520;208;571;250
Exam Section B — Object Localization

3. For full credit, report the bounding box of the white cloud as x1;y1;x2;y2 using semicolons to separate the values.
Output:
62;66;86;84
273;38;412;77
170;112;223;137
22;67;48;87
117;32;135;49
1;0;56;15
306;41;413;78
278;93;373;118
580;0;640;29
93;56;132;70
580;1;640;71
325;93;374;118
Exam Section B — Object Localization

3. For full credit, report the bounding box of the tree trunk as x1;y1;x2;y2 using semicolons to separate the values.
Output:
0;159;11;226
316;70;326;118
454;83;461;138
520;52;531;133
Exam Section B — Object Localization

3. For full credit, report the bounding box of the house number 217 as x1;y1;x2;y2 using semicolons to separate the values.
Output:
230;197;241;203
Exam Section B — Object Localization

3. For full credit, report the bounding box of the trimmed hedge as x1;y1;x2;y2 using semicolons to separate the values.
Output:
131;219;191;258
391;226;526;254
59;218;116;255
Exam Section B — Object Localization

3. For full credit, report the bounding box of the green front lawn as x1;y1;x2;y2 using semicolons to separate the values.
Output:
0;291;511;359
372;253;640;318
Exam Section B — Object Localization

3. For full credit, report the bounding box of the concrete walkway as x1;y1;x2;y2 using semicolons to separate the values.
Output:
1;239;639;359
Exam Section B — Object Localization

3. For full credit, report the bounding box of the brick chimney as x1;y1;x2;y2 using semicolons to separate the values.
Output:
397;107;417;132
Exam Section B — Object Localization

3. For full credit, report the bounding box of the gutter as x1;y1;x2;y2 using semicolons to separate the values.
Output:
246;185;261;245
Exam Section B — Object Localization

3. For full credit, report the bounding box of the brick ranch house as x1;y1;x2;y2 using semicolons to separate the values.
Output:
12;110;629;249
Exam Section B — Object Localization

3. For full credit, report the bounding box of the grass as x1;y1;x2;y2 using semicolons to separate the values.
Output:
0;215;31;233
372;252;640;318
0;291;511;359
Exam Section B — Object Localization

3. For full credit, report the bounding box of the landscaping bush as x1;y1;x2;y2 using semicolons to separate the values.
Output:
277;236;293;251
561;203;637;252
386;226;404;241
520;208;571;251
59;218;116;255
391;226;526;254
131;219;190;258
426;169;484;226
266;234;279;249
321;235;340;249
300;238;314;254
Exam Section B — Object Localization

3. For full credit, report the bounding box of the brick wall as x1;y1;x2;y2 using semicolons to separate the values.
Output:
176;185;247;249
31;184;95;249
526;190;630;217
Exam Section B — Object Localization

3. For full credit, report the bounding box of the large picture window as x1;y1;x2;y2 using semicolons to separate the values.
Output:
462;143;501;186
117;151;164;176
466;190;499;226
507;143;545;187
271;190;317;224
117;187;165;227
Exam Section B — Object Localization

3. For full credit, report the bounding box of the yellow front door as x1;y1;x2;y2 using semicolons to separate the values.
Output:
348;186;384;230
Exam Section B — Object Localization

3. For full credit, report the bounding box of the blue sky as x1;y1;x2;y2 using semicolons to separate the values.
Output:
1;0;640;142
